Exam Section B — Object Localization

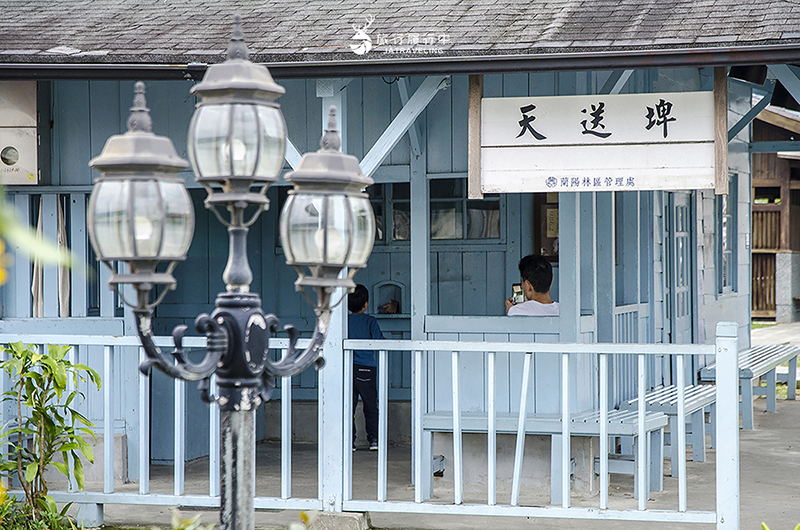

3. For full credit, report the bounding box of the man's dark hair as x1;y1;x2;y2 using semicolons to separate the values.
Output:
348;284;369;313
518;254;552;294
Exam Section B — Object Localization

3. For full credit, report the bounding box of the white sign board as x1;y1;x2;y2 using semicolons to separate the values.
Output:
481;92;715;193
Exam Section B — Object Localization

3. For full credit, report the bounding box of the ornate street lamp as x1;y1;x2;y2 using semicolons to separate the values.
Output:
87;16;374;530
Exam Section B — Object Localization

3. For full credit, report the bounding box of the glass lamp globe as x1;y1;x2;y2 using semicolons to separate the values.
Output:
187;15;286;211
280;107;375;292
88;82;194;294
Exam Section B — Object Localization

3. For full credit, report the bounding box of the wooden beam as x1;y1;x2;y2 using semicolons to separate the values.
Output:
714;67;729;195
360;75;449;178
468;74;483;199
757;108;800;136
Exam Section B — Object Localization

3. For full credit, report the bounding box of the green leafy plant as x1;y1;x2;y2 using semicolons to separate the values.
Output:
0;342;100;519
0;495;77;530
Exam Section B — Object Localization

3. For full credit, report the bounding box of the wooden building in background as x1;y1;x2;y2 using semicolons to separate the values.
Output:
752;104;800;321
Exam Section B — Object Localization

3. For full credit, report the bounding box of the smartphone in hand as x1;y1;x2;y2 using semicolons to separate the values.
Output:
512;283;524;304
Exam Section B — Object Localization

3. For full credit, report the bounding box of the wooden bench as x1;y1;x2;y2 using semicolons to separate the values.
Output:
421;409;668;504
700;344;799;429
620;384;716;476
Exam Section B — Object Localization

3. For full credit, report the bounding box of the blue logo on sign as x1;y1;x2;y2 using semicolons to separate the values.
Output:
546;177;557;188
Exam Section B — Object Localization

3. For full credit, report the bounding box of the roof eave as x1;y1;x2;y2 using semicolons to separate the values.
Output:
2;43;800;80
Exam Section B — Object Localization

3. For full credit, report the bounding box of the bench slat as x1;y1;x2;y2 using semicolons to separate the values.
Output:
422;410;667;437
622;385;716;415
700;344;799;381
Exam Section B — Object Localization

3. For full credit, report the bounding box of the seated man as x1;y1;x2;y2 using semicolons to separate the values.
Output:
505;254;559;316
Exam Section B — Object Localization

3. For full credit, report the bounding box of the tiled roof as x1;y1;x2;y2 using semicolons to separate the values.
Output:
1;0;800;75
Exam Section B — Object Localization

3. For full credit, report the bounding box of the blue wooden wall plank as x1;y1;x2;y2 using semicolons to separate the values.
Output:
425;85;452;174
389;79;410;166
451;76;468;174
279;79;309;154
486;252;507;316
37;82;52;184
502;73;528;97
56;81;92;186
306;80;322;156
529;72;556;96
88;81;122;175
346;79;364;160
462;252;485;316
436;252;463;315
362;77;390;167
484;74;502;98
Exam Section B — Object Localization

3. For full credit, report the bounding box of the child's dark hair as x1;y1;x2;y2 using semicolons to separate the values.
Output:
348;284;369;313
518;254;552;294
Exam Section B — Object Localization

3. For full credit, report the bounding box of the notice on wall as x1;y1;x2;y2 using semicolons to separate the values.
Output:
480;91;715;193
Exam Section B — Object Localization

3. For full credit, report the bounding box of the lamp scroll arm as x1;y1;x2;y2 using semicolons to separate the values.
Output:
136;310;229;382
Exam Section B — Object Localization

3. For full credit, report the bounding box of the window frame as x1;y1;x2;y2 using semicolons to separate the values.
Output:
716;174;738;295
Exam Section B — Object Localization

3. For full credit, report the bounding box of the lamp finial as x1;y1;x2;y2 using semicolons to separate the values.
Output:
127;82;153;133
227;14;249;60
320;106;341;151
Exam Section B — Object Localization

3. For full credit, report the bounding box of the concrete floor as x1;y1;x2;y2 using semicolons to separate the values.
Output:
92;395;800;530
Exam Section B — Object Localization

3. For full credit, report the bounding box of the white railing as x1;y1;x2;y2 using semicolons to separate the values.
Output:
0;323;739;529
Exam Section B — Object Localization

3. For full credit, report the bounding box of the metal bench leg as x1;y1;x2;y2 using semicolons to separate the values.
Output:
421;429;434;500
789;355;797;401
690;410;705;462
632;436;651;500
669;416;680;478
766;368;777;413
649;428;664;493
550;434;563;505
741;379;754;430
708;404;716;449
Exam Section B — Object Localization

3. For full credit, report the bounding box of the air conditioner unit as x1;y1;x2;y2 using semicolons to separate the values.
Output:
0;81;38;185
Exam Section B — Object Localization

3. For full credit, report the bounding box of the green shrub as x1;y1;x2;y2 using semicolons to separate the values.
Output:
0;342;100;522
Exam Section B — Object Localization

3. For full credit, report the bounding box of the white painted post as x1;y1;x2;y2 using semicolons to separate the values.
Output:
599;353;609;509
451;350;463;505
413;349;424;503
319;282;347;512
174;378;185;495
317;84;349;513
561;352;570;508
344;347;353;500
716;322;739;530
104;346;114;495
281;365;292;499
487;351;497;506
378;349;389;502
209;374;220;497
637;353;646;509
677;354;687;511
139;347;150;495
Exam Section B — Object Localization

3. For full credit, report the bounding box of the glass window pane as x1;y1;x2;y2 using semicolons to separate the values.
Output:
466;200;500;238
368;184;384;200
430;201;462;239
392;183;409;200
371;200;384;241
430;178;463;199
393;202;410;241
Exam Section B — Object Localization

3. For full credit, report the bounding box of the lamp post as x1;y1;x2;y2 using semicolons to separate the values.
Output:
87;16;374;530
